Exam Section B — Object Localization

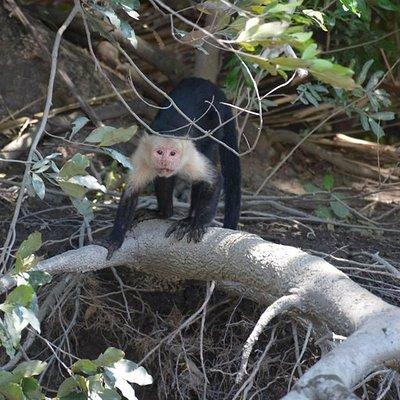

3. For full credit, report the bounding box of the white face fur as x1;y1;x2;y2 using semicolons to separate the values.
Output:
126;134;215;192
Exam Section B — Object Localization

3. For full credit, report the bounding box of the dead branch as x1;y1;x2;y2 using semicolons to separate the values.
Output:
269;129;399;181
311;133;400;162
28;3;187;83
1;220;399;400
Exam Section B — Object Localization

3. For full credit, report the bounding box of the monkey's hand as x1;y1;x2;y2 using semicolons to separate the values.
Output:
96;237;123;260
165;218;208;243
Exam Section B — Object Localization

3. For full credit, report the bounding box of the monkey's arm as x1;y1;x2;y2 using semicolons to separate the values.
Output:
101;187;139;259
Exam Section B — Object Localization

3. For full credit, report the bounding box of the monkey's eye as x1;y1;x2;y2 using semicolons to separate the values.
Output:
157;150;163;155
170;151;176;156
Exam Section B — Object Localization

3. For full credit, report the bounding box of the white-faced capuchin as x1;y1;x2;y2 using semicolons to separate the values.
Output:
102;77;241;259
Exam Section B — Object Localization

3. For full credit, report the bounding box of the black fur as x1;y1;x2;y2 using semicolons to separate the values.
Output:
102;78;241;258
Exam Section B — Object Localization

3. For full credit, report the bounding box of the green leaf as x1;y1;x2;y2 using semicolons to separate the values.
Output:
112;378;137;400
370;112;395;121
31;174;45;200
106;360;153;386
369;119;385;139
12;361;46;379
0;382;24;400
360;114;370;131
21;377;42;399
71;198;94;222
59;154;90;180
59;394;86;400
120;20;137;47
85;126;116;144
376;0;399;11
301;43;319;60
31;159;50;174
67;176;106;193
310;70;356;90
103;149;133;170
303;183;320;194
5;286;34;307
366;70;384;91
302;9;327;31
72;360;98;375
28;271;51;291
9;306;40;336
0;372;17;387
121;4;139;19
357;60;374;85
322;174;334;191
330;199;350;219
57;377;79;398
88;376;121;400
266;1;301;13
304;91;320;107
315;206;333;220
288;31;311;43
16;233;42;261
339;0;364;17
94;348;125;367
71;117;90;138
0;323;16;358
99;126;138;147
58;182;87;199
236;18;287;43
97;389;121;400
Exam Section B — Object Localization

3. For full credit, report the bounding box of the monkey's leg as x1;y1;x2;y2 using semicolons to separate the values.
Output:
99;188;138;259
155;176;176;218
165;184;200;240
187;175;222;242
166;175;222;242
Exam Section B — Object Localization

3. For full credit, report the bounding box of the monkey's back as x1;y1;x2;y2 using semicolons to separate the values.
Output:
150;77;230;142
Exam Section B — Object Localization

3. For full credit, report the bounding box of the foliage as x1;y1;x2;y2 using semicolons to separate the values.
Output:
295;60;396;138
0;233;48;359
28;120;137;210
0;234;152;400
303;174;351;221
57;348;152;400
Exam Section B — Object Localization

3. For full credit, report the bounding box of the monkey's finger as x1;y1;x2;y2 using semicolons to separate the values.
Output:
106;249;114;261
165;224;177;238
174;225;188;241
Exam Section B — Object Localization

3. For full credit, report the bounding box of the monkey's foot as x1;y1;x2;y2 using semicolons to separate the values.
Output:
165;218;193;241
165;218;208;243
186;222;208;243
95;237;123;260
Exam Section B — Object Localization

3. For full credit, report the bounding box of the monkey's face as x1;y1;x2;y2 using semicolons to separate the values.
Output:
151;143;183;177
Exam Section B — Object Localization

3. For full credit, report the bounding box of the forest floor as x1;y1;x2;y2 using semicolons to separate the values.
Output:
1;145;400;399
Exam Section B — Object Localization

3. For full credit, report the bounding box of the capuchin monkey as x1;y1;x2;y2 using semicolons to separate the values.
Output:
102;77;241;259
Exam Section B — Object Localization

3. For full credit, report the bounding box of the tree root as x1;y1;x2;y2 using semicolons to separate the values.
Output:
1;220;400;399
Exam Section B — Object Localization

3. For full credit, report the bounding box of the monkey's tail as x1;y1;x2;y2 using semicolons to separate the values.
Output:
219;118;241;230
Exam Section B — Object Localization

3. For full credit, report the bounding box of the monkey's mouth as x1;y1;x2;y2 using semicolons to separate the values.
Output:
157;168;174;175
